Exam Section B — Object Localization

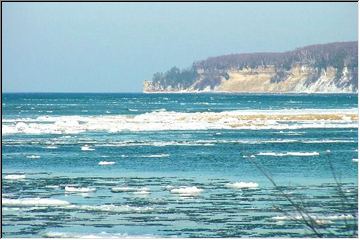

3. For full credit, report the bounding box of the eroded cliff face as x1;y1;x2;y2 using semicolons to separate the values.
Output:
144;65;357;93
144;42;358;93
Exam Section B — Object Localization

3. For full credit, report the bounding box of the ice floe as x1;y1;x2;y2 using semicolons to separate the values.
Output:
225;182;259;189
65;186;96;193
98;161;115;165
3;198;70;207
257;152;319;157
4;174;26;180
170;186;203;196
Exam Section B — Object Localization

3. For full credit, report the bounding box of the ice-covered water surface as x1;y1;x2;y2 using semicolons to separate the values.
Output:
2;93;358;237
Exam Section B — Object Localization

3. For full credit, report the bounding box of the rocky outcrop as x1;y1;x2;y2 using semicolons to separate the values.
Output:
144;42;358;93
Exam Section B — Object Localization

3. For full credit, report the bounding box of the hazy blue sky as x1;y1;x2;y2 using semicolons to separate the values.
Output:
3;3;358;92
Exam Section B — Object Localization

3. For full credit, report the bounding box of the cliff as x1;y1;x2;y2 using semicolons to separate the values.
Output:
144;41;358;93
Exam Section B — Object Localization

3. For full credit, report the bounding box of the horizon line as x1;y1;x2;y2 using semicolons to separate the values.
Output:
2;91;358;95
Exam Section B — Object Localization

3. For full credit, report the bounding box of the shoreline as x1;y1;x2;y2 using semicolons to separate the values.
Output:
143;90;358;95
2;91;358;95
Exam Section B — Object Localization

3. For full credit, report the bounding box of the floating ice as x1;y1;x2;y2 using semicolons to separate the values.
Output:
98;161;115;165
139;154;170;158
170;186;203;196
257;152;319;157
225;182;259;189
4;174;26;180
272;214;354;223
43;231;154;238
65;186;96;193
111;186;150;195
81;145;95;151
111;187;135;192
2;108;357;135
133;188;150;195
64;204;153;213
45;145;58;149
3;198;70;207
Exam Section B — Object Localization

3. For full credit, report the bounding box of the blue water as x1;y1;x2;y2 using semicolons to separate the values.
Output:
2;93;358;238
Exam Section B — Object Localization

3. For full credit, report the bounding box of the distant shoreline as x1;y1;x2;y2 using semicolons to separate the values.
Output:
142;91;358;95
2;91;358;95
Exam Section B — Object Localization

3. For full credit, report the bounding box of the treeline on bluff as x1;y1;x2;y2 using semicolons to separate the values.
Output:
151;41;358;89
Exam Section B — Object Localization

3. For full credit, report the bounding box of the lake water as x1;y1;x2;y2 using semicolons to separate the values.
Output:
2;93;358;237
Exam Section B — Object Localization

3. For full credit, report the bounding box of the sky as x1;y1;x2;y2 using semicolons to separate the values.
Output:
3;3;358;92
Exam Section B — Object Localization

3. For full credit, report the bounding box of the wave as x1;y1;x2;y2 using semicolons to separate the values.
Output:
98;161;115;165
257;151;319;157
3;198;70;207
225;182;259;189
2;108;357;134
170;186;203;196
4;174;26;180
65;186;96;193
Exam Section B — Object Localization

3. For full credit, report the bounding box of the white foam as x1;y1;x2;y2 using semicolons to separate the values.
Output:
111;186;150;195
65;204;153;213
352;158;358;162
277;131;305;136
2;198;70;207
26;155;41;159
170;186;203;196
98;161;115;165
4;174;26;180
45;145;58;149
81;145;95;151
2;108;357;135
301;139;355;143
139;154;170;158
133;191;150;195
272;214;354;223
43;232;154;238
164;185;174;190
263;139;299;143
257;152;319;157
325;214;355;220
111;186;136;192
65;186;96;193
133;188;150;195
101;140;215;147
225;182;259;189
